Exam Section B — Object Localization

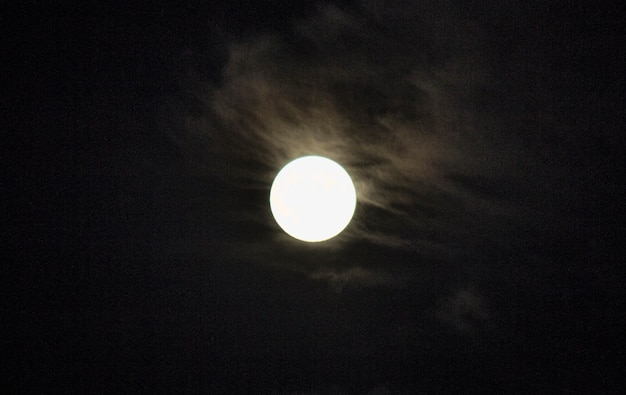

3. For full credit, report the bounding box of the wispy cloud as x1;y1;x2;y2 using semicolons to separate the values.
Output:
437;288;492;335
174;2;560;286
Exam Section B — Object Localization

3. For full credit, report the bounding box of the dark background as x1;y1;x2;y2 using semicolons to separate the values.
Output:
4;1;624;393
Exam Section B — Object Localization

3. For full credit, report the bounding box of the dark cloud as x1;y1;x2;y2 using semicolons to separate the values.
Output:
436;287;492;335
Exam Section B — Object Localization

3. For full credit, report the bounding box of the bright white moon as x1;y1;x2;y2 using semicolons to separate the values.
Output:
270;156;357;242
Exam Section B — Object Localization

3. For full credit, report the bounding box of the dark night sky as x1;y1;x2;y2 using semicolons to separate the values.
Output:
4;0;624;393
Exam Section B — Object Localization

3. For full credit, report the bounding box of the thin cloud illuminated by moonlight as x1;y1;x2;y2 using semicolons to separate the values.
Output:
173;3;566;286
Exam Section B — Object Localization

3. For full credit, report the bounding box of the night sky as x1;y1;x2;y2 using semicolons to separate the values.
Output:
5;0;624;393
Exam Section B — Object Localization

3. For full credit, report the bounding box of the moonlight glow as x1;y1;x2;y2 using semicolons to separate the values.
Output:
270;156;357;242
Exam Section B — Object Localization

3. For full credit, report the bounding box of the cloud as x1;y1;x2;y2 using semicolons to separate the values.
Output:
309;266;393;291
437;288;491;335
173;2;561;286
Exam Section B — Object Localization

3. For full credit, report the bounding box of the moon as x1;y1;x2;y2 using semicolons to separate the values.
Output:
270;156;357;242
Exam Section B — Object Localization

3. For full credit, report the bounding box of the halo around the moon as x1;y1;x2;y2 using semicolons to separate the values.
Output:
270;156;357;242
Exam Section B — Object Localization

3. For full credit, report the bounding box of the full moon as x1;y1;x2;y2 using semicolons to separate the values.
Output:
270;156;357;242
